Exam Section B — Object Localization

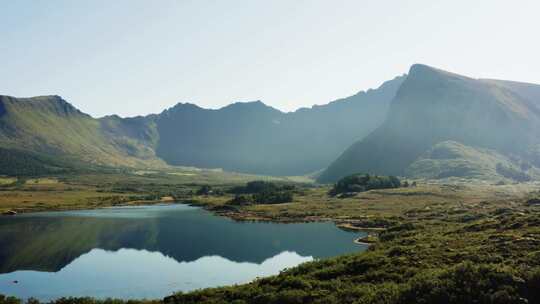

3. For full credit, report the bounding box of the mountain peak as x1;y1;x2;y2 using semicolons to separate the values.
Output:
224;100;264;108
38;95;83;116
0;95;83;118
407;64;473;83
221;100;281;113
319;65;540;182
409;63;438;74
161;102;204;116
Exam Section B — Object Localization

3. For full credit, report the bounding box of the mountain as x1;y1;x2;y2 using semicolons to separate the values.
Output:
405;141;538;181
154;76;405;175
0;95;165;173
318;64;540;182
0;76;404;176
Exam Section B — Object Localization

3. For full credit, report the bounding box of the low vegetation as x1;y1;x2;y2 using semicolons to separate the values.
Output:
0;172;295;214
227;181;295;204
0;148;70;176
406;141;538;182
169;189;540;304
2;171;540;303
329;173;401;196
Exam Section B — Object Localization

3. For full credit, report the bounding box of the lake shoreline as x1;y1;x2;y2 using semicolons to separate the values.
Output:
1;198;378;241
187;201;384;235
1;202;362;301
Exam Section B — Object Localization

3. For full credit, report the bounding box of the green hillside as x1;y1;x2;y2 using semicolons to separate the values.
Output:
318;64;540;182
0;95;165;174
406;141;537;181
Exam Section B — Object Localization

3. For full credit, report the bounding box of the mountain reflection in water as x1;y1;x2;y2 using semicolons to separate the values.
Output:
0;204;365;300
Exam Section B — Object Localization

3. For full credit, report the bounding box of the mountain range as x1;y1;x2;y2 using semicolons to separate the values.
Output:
0;75;404;176
2;64;539;183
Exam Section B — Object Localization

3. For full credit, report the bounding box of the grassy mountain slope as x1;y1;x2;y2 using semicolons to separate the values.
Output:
318;64;540;182
406;141;537;181
0;95;165;174
155;76;405;176
99;114;160;161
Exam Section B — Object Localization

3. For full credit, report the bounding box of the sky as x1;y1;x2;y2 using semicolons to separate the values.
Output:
2;0;540;118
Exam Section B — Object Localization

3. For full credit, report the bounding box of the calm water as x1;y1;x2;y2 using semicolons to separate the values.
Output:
0;204;365;300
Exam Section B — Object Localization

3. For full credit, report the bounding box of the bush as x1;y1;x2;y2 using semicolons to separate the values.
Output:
0;295;21;304
228;181;294;204
253;191;293;204
228;195;251;205
399;262;523;304
329;173;401;196
195;185;212;195
229;181;289;194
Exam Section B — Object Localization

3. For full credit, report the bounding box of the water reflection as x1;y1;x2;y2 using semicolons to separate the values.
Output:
1;249;312;300
0;205;365;300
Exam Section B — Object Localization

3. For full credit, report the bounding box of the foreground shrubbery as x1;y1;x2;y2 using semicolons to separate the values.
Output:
5;185;540;304
167;208;540;304
329;173;401;196
168;263;537;304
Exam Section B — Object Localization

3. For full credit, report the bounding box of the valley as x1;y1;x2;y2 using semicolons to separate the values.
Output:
1;170;540;303
2;64;540;304
4;2;540;302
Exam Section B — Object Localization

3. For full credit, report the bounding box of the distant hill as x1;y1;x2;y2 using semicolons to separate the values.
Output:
0;95;165;173
318;64;540;182
0;76;404;176
155;75;404;175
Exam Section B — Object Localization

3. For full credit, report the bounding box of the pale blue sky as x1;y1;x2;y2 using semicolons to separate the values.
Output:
2;0;539;117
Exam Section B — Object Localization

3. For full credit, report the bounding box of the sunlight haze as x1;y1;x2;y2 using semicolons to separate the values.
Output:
2;0;539;117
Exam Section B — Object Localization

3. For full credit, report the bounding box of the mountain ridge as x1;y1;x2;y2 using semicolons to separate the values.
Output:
0;75;405;175
4;64;540;180
318;64;540;182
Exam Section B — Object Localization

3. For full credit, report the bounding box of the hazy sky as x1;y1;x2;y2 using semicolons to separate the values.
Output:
2;0;539;117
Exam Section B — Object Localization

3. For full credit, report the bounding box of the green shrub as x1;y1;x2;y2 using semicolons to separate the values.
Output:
253;191;293;204
329;173;401;196
228;195;251;205
195;185;212;195
229;181;294;204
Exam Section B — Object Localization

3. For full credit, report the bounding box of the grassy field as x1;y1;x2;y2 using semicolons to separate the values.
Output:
172;180;540;304
1;173;540;303
0;169;304;214
190;181;538;226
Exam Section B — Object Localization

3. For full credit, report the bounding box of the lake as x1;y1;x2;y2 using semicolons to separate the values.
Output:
0;204;366;300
